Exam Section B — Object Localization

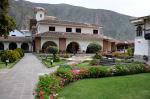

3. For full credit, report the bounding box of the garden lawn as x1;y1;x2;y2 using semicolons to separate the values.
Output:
59;73;150;99
42;59;67;68
0;60;19;69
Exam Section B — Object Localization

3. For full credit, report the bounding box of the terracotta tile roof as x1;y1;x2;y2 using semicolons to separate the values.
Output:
34;31;103;40
38;19;100;28
116;40;134;45
0;36;32;42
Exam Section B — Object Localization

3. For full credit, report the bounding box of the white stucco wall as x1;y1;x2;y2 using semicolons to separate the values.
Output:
66;38;103;52
40;37;103;52
41;37;59;49
38;24;49;33
134;38;150;56
37;24;100;34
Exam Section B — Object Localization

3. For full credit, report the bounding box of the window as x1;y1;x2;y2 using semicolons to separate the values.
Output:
136;26;142;37
40;14;42;18
66;28;72;32
93;30;98;34
49;26;55;31
76;28;81;33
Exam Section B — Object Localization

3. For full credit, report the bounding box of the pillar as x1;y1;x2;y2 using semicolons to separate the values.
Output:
35;37;41;53
4;42;9;50
59;38;66;52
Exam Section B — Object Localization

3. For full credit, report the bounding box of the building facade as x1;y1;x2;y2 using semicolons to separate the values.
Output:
0;30;32;52
131;15;150;60
31;7;116;53
0;7;117;53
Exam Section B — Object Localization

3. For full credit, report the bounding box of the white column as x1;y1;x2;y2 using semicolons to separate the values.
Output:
28;43;32;52
17;42;21;49
4;42;9;50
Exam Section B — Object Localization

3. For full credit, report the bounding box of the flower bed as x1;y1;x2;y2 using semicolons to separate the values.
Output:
35;62;150;99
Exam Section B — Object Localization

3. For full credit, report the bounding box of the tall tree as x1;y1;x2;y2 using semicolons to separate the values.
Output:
0;0;16;37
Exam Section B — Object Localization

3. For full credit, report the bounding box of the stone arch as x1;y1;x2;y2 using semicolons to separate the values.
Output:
9;42;17;50
42;41;57;52
21;43;29;52
66;42;80;53
0;42;4;51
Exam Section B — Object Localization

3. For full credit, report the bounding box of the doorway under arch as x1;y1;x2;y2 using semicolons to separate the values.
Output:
66;42;80;53
0;42;4;51
21;43;29;52
42;41;57;52
9;42;17;50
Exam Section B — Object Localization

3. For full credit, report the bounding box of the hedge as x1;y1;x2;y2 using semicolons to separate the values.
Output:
0;49;24;63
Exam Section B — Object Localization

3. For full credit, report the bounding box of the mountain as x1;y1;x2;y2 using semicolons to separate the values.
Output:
9;0;136;40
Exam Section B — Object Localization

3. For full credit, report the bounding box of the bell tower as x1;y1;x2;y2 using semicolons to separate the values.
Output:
34;7;46;21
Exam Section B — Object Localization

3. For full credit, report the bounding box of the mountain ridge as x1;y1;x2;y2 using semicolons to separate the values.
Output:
9;0;135;40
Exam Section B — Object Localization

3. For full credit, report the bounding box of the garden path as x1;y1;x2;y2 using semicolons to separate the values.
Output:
67;54;93;65
0;53;58;99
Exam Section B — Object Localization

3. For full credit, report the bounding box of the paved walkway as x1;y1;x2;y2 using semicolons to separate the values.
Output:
0;53;58;99
67;54;93;65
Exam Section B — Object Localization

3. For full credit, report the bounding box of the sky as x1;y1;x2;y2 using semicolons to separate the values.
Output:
26;0;150;17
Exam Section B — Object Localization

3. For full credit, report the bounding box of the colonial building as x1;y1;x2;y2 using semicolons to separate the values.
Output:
131;15;150;60
31;7;116;53
0;7;117;53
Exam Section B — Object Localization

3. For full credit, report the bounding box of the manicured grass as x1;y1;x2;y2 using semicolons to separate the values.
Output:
75;61;91;68
42;59;67;68
59;73;150;99
0;60;19;69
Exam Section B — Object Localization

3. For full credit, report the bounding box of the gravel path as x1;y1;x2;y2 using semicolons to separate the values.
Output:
0;53;58;99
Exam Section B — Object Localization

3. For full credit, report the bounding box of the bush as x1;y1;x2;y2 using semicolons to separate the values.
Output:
36;74;62;97
53;55;60;62
114;52;129;59
93;52;102;59
114;62;145;76
127;47;134;56
1;50;20;63
15;48;24;57
56;67;73;80
90;59;100;65
46;46;58;55
88;67;111;78
46;46;59;62
86;43;102;53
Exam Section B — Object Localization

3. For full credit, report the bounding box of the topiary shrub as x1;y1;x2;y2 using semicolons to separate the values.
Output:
46;46;59;62
86;43;102;53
